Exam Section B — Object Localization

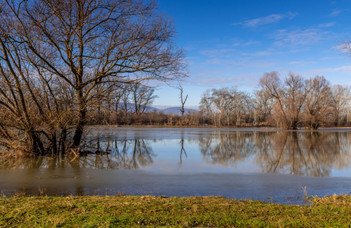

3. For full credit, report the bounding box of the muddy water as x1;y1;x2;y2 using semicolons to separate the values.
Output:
1;127;351;204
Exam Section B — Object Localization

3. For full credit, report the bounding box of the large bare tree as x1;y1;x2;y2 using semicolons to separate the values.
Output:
0;0;185;155
259;72;306;129
331;84;351;126
303;76;333;129
199;87;252;127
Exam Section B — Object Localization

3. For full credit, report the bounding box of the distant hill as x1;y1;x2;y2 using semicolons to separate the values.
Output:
117;103;198;115
160;107;197;115
117;103;159;112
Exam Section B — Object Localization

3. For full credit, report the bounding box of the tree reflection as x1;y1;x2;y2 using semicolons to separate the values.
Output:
0;138;154;170
178;133;188;167
198;131;257;165
255;131;351;176
198;130;351;177
1;130;351;177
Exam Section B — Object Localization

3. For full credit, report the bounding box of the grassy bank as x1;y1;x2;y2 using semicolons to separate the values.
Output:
1;195;351;227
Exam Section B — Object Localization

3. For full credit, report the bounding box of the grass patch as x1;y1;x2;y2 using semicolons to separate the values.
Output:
1;195;351;227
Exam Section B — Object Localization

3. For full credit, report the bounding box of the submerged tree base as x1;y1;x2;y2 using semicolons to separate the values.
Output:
1;195;351;227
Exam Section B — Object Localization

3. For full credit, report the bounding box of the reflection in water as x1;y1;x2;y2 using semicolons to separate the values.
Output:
0;138;154;170
1;129;351;177
198;131;256;166
198;131;351;177
255;132;350;177
179;134;188;167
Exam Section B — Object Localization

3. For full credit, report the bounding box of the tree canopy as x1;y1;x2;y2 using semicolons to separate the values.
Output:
0;0;185;155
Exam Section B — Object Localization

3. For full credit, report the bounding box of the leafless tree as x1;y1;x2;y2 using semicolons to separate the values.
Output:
130;82;157;114
285;73;306;129
303;76;333;129
259;72;306;129
199;90;215;124
259;72;289;128
0;0;185;155
331;84;351;126
199;87;252;127
253;89;273;125
178;85;188;116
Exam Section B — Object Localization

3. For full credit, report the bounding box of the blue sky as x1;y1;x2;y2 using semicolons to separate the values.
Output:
152;0;351;108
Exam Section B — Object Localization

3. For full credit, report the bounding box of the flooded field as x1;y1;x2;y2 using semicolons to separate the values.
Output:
1;127;351;204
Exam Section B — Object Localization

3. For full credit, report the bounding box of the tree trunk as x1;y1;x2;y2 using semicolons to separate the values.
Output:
71;109;86;149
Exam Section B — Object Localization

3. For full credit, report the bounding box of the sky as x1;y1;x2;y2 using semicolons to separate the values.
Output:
151;0;351;108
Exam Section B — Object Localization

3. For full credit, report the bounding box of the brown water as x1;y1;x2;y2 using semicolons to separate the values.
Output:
1;127;351;204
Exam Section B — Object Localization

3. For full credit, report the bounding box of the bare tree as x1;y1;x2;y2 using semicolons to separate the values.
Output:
285;73;306;129
130;82;158;114
253;89;273;125
121;85;132;114
199;87;253;127
259;72;289;128
331;85;351;126
259;72;306;129
0;0;185;155
199;90;215;124
178;85;188;116
303;76;333;129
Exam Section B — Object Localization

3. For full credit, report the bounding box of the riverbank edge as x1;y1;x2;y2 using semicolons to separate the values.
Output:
86;124;351;130
1;195;350;227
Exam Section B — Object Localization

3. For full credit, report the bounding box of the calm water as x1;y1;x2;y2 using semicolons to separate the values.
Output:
2;127;351;204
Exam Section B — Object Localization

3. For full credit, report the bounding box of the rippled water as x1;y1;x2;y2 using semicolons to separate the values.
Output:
2;127;351;204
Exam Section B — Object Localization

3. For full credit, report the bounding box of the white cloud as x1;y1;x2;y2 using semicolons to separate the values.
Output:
313;65;351;73
334;43;351;54
330;9;343;17
251;51;273;56
241;51;274;57
318;22;335;28
200;48;237;58
193;74;261;87
273;28;328;46
289;60;315;65
236;12;298;28
232;40;260;47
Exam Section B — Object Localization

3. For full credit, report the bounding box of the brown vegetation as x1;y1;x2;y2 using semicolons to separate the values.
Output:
0;0;185;155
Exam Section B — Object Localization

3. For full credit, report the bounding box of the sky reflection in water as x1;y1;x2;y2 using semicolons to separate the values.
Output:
53;127;351;177
1;127;351;203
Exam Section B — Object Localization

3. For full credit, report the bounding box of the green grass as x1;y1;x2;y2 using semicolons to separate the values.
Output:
1;195;351;227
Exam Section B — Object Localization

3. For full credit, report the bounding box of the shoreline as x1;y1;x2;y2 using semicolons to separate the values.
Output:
1;195;350;227
86;124;351;130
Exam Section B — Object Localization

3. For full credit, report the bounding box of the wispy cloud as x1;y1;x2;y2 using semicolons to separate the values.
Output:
202;58;278;69
193;74;261;87
333;43;349;53
232;40;260;47
318;22;335;28
330;9;343;17
312;65;351;73
236;12;298;27
273;28;329;46
200;40;261;58
201;48;274;59
200;48;237;58
250;51;273;56
289;60;316;65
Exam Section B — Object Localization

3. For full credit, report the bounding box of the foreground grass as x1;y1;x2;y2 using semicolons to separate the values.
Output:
1;195;351;227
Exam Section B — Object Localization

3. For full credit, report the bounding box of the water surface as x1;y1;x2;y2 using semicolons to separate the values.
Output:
1;127;351;204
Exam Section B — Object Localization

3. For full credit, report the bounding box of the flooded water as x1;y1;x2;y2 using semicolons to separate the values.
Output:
2;127;351;204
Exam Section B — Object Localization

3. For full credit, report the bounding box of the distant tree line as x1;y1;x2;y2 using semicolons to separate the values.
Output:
85;71;351;130
199;72;351;129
